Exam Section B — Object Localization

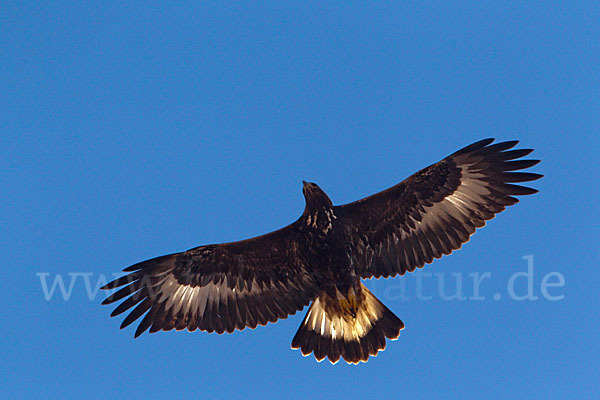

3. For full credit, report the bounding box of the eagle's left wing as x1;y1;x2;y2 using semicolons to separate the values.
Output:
335;139;542;279
101;221;319;337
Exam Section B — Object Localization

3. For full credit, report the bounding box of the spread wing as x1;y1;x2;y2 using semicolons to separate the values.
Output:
336;139;542;279
101;221;319;337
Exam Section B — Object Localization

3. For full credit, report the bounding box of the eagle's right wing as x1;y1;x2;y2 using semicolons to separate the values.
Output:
336;139;542;279
101;221;320;337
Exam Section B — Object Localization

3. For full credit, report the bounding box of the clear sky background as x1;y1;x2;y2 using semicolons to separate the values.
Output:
2;2;598;399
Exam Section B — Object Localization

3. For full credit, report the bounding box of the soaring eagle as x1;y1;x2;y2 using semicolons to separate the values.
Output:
102;139;541;364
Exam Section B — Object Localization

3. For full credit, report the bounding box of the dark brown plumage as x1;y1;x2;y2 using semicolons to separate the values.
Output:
101;138;542;364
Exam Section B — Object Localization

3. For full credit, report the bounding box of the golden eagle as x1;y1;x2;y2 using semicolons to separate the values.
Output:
101;139;541;364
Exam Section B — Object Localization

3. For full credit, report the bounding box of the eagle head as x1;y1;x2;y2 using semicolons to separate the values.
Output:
302;181;333;210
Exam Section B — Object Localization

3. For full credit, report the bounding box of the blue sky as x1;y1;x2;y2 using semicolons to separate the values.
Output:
2;1;598;399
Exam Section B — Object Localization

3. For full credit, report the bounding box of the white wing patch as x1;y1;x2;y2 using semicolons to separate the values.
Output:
407;165;490;234
156;273;266;329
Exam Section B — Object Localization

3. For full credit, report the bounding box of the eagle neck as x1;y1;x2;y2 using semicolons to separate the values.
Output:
303;206;336;234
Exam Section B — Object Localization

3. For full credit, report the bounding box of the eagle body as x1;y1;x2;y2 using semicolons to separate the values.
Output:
102;139;542;364
299;185;355;297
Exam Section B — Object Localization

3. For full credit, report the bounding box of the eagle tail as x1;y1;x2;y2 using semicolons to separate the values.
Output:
291;283;404;364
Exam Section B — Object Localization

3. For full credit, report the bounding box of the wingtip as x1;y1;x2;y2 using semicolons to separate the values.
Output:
476;138;496;147
531;173;544;180
122;253;178;272
452;138;495;156
502;139;520;147
521;149;534;156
